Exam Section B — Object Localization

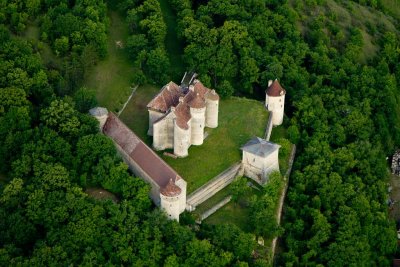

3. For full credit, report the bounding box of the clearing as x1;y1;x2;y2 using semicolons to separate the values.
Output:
86;187;119;203
120;85;269;194
83;11;134;113
158;0;185;81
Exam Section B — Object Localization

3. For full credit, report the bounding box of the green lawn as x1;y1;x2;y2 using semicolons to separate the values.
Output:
119;84;160;144
158;0;185;81
83;11;134;113
200;180;263;232
120;84;269;193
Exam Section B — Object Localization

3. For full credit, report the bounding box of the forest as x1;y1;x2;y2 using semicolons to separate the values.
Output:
1;0;400;266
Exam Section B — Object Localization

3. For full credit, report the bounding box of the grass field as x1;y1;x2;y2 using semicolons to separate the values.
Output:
119;84;160;144
120;85;269;193
200;181;263;232
83;11;134;112
158;0;185;81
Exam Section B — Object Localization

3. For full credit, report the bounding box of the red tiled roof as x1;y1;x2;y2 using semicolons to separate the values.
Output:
103;113;181;188
193;80;209;98
266;80;286;97
147;81;182;112
188;93;205;108
174;102;191;130
160;178;181;197
148;77;219;130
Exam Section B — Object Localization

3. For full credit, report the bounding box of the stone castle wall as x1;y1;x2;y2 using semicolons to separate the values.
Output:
190;107;206;145
205;98;218;128
242;150;280;185
265;94;285;126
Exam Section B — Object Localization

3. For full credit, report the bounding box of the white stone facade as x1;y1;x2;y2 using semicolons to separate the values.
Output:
241;137;280;185
147;74;219;157
265;79;286;126
91;108;187;221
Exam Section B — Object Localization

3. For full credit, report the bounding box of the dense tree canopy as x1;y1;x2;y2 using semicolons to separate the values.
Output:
1;0;400;265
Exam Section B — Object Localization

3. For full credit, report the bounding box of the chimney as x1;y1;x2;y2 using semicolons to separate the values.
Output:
268;80;273;87
171;106;175;112
179;97;184;103
189;85;194;91
211;89;216;94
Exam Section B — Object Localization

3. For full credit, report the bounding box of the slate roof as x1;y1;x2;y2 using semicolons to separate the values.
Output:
266;79;286;97
241;137;280;157
103;113;181;188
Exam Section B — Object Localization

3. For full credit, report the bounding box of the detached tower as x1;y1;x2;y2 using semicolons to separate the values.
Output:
265;79;286;126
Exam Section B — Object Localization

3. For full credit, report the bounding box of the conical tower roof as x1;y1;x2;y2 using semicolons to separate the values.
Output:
266;79;286;97
160;178;182;197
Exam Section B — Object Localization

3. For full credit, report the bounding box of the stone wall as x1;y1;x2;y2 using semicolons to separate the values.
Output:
242;150;280;185
174;122;191;157
160;193;181;221
153;112;175;150
266;95;285;126
186;162;241;211
205;98;219;128
148;109;164;136
190;107;206;145
114;143;161;205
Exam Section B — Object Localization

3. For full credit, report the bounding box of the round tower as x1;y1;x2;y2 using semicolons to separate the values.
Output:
265;79;286;126
173;119;190;157
188;93;206;145
89;107;109;131
205;90;219;128
160;178;182;221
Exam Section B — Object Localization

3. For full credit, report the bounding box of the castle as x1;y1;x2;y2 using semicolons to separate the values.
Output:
241;137;280;184
241;79;286;185
265;79;286;126
89;108;186;221
90;76;287;221
147;73;219;157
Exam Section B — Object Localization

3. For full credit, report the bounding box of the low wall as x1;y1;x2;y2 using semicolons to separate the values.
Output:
264;111;274;141
186;162;241;211
200;196;232;221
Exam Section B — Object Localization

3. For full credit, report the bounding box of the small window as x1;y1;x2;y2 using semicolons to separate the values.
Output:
200;124;202;128
279;99;281;102
281;105;283;108
253;158;255;162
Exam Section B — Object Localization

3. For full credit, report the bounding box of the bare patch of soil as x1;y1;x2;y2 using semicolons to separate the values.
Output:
86;187;119;203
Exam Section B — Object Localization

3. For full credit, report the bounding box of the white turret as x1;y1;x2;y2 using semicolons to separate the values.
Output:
173;121;190;157
205;89;219;128
188;92;206;145
265;79;286;126
89;107;109;131
160;178;182;221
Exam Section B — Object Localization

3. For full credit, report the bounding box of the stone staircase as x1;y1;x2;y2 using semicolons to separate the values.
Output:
186;162;241;211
